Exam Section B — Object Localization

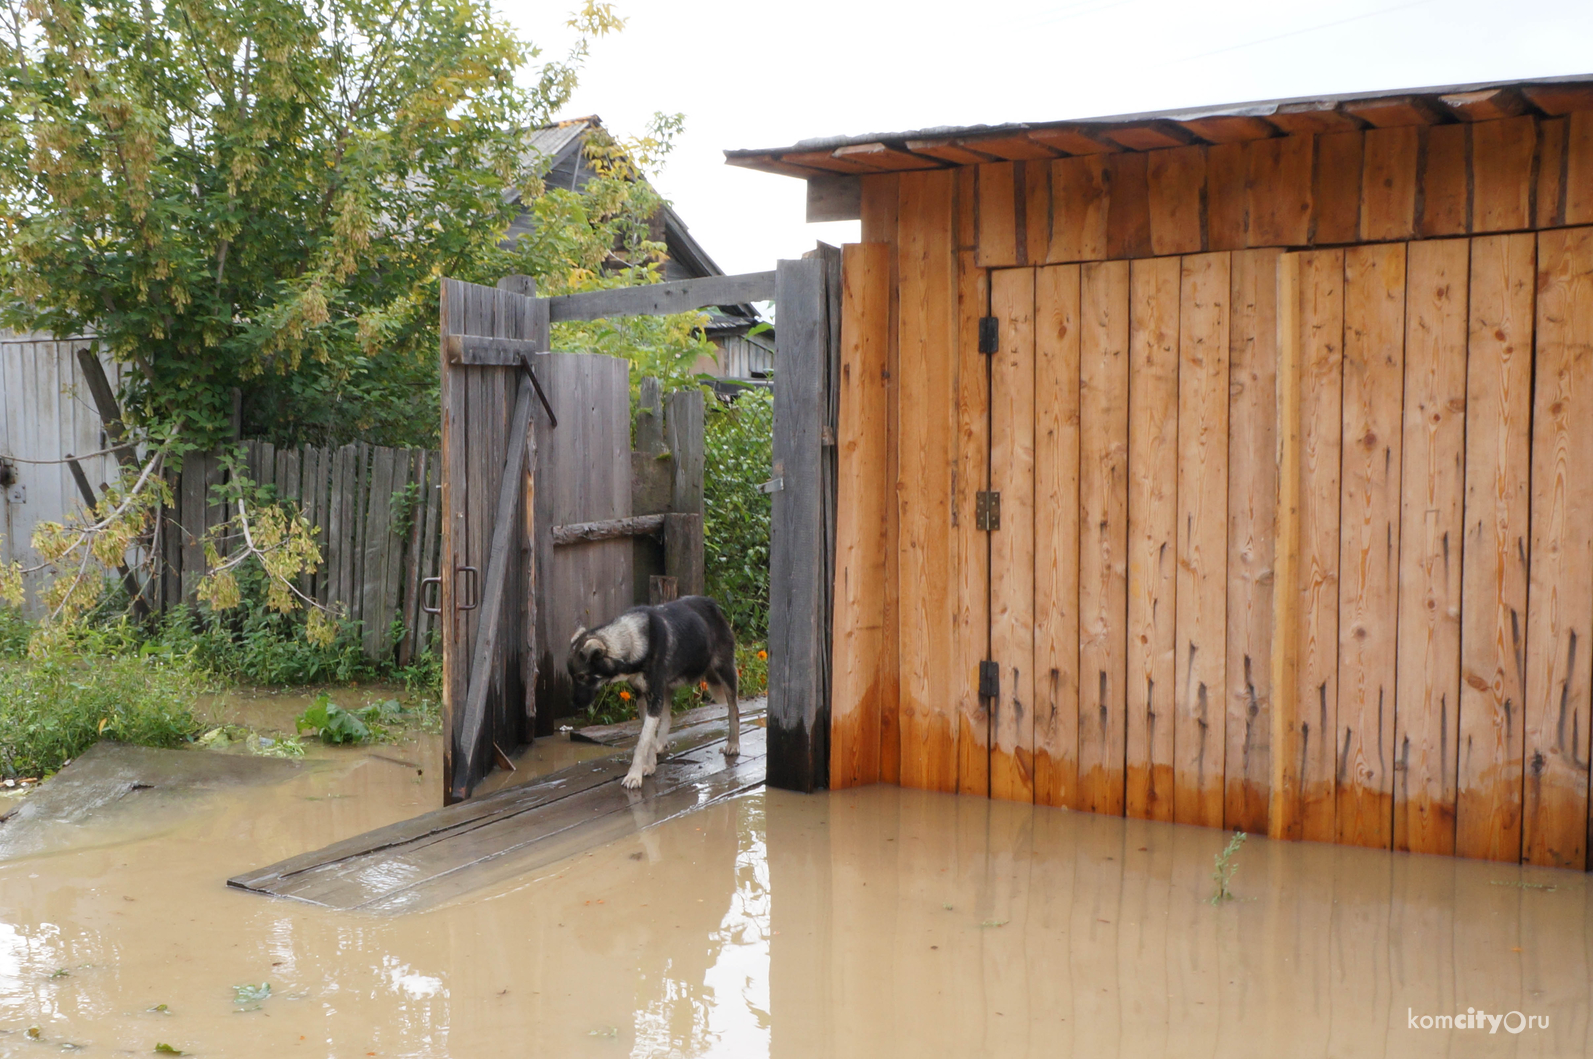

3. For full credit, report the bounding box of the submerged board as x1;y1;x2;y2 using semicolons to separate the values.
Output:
230;718;766;914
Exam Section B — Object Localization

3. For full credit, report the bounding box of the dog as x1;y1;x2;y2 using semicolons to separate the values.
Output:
567;595;739;790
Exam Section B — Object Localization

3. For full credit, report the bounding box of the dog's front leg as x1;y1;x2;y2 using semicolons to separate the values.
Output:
623;685;670;790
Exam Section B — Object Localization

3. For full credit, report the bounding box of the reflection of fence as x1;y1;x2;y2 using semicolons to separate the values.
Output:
160;441;442;662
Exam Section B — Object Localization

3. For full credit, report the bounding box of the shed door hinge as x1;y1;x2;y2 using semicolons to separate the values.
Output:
975;490;1001;531
979;660;1000;703
978;316;999;354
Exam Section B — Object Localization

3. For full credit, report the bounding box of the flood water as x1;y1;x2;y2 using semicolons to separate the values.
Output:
2;709;1591;1057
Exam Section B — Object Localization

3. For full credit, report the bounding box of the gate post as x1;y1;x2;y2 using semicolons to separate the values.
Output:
768;253;838;792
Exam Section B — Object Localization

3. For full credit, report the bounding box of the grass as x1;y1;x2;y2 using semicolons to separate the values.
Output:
0;589;444;778
1210;831;1248;904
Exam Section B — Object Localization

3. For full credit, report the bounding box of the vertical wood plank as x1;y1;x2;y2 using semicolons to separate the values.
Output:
1456;232;1535;862
955;250;990;797
1146;145;1206;257
989;266;1036;803
1205;143;1247;252
1312;131;1364;245
1173;251;1230;829
1536;118;1568;229
1523;226;1593;869
1292;249;1346;843
830;242;892;789
1246;136;1314;248
1417;124;1470;238
1337;241;1407;850
1471;117;1536;233
1105;153;1151;260
1077;259;1130;815
1567;112;1593;226
895;170;960;792
1225;247;1281;833
1048;156;1109;263
1392;237;1469;855
1269;253;1304;840
1360;127;1420;242
439;280;465;796
1125;256;1180;822
976;162;1018;268
1034;264;1081;808
1025;160;1051;268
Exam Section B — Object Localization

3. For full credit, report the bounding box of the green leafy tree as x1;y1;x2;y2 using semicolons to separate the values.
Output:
0;0;700;449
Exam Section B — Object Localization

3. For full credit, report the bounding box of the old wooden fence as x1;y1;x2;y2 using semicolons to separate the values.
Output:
159;441;444;663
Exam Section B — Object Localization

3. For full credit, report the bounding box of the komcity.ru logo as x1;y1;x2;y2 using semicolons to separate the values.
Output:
1407;1008;1548;1033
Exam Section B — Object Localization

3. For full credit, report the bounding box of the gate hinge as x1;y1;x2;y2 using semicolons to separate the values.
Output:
975;490;1001;531
979;660;1000;703
978;317;999;354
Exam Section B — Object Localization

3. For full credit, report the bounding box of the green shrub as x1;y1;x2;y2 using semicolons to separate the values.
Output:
0;651;202;777
703;390;772;640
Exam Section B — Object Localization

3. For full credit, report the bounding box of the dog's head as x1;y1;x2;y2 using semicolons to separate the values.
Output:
566;626;607;710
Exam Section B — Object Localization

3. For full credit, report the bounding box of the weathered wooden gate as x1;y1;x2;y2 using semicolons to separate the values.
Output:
439;263;838;802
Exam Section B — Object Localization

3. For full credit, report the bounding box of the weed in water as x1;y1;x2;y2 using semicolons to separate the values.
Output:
154;1044;184;1055
232;982;270;1011
295;693;405;745
1210;831;1248;904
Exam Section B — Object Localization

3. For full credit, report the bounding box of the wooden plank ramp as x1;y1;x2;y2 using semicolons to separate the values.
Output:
229;720;766;914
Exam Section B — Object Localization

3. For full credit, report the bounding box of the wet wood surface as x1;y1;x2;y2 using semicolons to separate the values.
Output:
230;721;767;913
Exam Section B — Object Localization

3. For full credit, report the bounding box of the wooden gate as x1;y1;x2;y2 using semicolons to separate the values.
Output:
439;264;836;802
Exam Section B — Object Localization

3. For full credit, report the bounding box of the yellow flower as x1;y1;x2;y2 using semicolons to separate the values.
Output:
757;650;767;660
619;690;631;701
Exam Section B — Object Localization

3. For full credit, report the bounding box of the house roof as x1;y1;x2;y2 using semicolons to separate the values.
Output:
510;117;762;332
723;74;1593;178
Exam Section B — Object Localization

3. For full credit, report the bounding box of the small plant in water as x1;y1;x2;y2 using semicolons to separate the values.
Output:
294;694;402;745
233;982;271;1011
1210;831;1247;904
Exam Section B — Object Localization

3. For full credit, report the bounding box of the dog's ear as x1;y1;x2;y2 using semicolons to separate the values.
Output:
568;625;587;648
579;637;604;662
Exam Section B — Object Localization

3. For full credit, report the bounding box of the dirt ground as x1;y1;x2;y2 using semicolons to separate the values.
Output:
1;695;1591;1057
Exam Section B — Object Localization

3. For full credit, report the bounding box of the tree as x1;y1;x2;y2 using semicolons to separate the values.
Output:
0;0;697;449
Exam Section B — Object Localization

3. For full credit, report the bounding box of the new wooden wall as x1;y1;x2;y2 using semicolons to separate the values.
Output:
830;118;1593;868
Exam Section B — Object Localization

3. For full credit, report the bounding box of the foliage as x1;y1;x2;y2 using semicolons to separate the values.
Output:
158;596;375;686
294;691;399;744
736;641;768;697
702;391;772;640
0;0;698;449
0;641;201;777
1210;831;1247;904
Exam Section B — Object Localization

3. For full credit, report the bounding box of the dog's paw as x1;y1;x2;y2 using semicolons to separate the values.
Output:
622;771;645;790
722;743;740;759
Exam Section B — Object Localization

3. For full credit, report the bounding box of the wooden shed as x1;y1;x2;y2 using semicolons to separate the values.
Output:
729;75;1593;869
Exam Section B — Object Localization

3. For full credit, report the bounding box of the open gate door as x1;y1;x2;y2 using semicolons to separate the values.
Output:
438;275;548;803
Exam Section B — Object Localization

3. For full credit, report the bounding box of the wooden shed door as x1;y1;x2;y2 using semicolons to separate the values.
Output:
980;254;1279;827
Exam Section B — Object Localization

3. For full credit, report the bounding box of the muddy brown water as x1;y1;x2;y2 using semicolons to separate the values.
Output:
1;708;1591;1057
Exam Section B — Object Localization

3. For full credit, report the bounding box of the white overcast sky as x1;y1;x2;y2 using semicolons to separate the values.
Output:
498;0;1593;277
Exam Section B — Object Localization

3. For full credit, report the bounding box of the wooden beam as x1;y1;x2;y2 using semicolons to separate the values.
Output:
960;133;1062;161
1026;127;1120;155
1343;95;1449;128
453;376;535;802
904;138;1002;166
807;175;862;222
663;513;704;597
768;255;832;793
780;149;880;175
1102;122;1196;152
545;272;777;323
1175;114;1279;144
1438;87;1529;122
1521;83;1593;117
832;143;944;171
1269;251;1304;842
1267;102;1363;135
551;514;665;545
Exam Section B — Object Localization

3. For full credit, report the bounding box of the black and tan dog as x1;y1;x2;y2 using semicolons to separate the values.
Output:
567;596;739;789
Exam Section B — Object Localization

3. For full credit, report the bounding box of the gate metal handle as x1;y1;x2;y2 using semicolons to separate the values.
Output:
420;576;443;615
454;565;480;611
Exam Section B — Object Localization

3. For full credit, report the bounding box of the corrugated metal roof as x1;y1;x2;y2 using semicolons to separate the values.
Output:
724;74;1593;178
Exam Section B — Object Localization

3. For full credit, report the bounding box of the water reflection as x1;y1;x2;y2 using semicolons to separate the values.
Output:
1;739;1591;1058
